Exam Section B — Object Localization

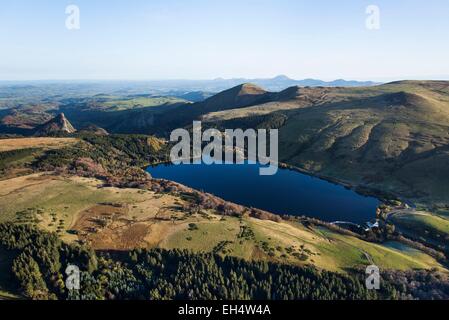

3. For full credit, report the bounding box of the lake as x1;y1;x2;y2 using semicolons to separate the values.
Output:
147;161;380;224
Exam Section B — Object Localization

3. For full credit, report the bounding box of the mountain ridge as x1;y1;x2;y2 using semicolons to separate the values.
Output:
33;113;77;136
192;80;449;208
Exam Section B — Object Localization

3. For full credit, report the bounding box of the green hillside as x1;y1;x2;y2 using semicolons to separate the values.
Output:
199;81;449;209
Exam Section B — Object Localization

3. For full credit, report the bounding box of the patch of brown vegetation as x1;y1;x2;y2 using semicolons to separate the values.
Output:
115;223;150;249
70;198;187;250
251;245;270;260
0;167;34;181
73;203;126;230
0;138;77;152
145;222;187;247
73;158;108;177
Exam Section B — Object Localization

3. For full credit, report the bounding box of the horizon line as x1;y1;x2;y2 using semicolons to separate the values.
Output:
0;75;448;83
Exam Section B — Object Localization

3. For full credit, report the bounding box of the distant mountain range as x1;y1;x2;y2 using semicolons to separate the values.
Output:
1;79;448;210
131;76;379;92
206;75;379;91
0;77;379;100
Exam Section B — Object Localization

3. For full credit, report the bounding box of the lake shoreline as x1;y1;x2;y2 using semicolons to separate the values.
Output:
147;158;382;224
276;162;401;204
147;157;400;207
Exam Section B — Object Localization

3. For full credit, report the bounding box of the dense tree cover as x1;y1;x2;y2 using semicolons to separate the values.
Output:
0;148;39;170
0;223;98;300
81;135;170;166
125;249;376;300
201;113;288;133
34;134;169;172
2;223;448;300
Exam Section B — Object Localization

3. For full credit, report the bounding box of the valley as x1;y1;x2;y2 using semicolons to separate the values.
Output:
1;79;449;300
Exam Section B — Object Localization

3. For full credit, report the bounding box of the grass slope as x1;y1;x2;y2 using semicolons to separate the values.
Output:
0;173;444;273
201;81;449;208
389;211;449;252
0;137;77;152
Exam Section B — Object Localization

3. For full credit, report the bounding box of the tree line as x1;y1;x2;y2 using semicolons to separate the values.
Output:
3;222;449;300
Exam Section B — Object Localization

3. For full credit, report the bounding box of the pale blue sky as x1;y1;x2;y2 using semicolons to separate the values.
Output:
0;0;448;81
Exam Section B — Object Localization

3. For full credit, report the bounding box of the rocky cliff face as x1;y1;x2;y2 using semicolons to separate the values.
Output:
34;113;76;136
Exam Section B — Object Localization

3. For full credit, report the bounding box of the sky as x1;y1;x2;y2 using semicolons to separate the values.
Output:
0;0;448;81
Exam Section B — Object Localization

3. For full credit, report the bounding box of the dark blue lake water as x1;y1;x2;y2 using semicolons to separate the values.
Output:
147;161;380;224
